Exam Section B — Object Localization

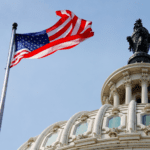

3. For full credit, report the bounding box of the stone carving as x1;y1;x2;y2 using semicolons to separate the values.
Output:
142;104;150;113
102;96;110;104
106;128;123;137
92;132;101;139
142;125;150;136
25;137;36;150
80;113;89;121
140;68;149;82
111;107;120;115
127;19;150;53
122;71;132;86
72;134;88;141
52;125;60;132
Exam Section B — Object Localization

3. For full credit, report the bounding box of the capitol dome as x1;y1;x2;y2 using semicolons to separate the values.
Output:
18;62;150;150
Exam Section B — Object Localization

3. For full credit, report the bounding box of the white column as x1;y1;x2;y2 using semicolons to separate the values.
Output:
122;71;132;104
141;80;148;103
128;100;136;133
113;92;120;107
125;83;132;104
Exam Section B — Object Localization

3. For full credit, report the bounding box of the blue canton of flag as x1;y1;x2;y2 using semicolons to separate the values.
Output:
15;30;49;53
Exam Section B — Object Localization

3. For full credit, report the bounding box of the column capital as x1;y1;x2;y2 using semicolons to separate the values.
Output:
103;96;110;104
122;71;132;87
108;81;118;95
140;68;149;85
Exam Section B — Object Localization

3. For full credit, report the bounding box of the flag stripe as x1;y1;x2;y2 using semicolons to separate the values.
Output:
48;19;72;41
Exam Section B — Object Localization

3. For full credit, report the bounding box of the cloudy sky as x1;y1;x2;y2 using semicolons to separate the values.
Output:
0;0;150;149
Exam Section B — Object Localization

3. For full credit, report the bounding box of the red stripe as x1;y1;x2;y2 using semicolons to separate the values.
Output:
13;50;29;58
77;19;86;34
67;15;78;37
48;20;72;41
46;17;68;33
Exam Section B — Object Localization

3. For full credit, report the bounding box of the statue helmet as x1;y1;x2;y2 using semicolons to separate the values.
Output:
134;19;143;28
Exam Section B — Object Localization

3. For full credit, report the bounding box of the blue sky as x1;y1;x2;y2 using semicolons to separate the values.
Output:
0;0;150;149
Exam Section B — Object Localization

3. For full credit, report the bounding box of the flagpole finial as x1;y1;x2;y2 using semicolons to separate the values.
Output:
12;22;18;30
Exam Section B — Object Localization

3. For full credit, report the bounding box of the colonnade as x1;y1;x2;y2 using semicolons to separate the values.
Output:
106;69;149;107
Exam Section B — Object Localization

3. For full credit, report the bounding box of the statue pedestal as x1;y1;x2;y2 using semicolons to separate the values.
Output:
128;52;150;64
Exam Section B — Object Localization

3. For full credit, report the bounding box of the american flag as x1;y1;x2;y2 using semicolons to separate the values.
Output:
10;10;94;68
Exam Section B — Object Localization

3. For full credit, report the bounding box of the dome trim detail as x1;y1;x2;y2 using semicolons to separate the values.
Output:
93;104;112;138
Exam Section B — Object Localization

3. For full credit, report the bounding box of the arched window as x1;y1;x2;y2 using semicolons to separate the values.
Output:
75;122;88;136
108;116;121;128
45;132;59;147
142;114;150;126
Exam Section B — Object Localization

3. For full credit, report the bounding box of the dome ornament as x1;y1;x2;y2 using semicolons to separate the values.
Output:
141;125;150;136
106;128;123;137
111;107;120;115
80;113;89;121
127;19;150;64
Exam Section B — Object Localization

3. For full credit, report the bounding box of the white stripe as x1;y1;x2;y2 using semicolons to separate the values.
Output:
14;48;30;55
61;10;75;19
12;49;30;62
47;17;71;37
71;18;81;35
28;39;80;59
81;24;91;34
50;24;72;42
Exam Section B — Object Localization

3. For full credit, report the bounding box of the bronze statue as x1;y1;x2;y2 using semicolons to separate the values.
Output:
127;19;150;53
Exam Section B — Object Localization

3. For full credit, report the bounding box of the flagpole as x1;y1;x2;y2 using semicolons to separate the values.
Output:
0;22;18;131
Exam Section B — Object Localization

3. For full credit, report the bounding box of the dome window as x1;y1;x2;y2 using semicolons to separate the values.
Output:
75;122;88;136
45;132;59;147
142;114;150;126
108;116;121;128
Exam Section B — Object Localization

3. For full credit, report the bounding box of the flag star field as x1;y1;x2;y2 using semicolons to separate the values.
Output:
15;31;49;52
